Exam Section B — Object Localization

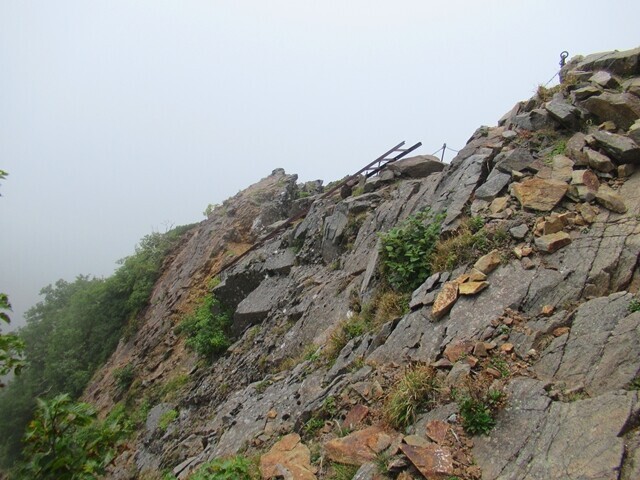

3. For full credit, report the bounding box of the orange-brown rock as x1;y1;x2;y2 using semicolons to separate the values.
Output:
260;433;317;480
324;426;394;466
425;420;451;445
459;281;489;295
534;231;572;253
443;341;474;362
474;249;502;274
512;177;569;211
400;444;454;479
432;282;458;320
342;404;369;430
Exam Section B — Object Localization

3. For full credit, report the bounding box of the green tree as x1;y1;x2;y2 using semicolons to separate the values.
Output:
0;294;25;383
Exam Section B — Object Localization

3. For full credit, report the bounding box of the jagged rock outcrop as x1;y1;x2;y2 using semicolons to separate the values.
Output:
88;46;640;480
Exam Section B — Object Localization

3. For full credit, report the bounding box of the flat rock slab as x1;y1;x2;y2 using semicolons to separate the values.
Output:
324;426;396;466
475;170;512;201
388;155;445;178
592;130;640;164
574;46;640;77
400;443;454;479
260;433;317;480
512;178;568;211
581;91;640;130
432;282;459;320
474;377;637;480
535;231;572;253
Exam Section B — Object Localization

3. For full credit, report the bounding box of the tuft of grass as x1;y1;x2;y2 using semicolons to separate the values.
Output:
329;463;359;480
303;417;326;437
384;364;440;430
158;409;178;431
629;299;640;313
431;219;509;273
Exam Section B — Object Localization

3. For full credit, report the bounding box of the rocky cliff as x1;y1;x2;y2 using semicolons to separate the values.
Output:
86;47;640;480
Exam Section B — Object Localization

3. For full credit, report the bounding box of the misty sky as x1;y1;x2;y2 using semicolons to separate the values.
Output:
1;0;638;329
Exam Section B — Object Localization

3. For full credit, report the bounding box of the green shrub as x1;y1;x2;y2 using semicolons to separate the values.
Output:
177;294;232;359
629;299;640;313
190;455;258;480
113;364;135;395
379;209;444;291
456;387;503;436
384;365;440;430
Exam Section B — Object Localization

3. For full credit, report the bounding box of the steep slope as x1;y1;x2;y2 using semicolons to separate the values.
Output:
89;47;640;480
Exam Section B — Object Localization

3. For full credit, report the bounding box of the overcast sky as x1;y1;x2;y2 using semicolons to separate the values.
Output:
1;1;638;329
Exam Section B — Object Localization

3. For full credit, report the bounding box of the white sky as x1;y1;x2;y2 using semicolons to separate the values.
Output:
1;0;638;329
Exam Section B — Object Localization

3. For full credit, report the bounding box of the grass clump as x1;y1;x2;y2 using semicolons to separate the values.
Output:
324;289;408;363
189;455;259;480
329;463;359;480
629;299;640;313
384;364;440;430
158;409;178;431
379;208;445;292
430;218;508;272
176;294;232;359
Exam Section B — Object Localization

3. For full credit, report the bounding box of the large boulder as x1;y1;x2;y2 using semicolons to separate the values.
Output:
580;92;640;130
574;47;640;77
512;177;569;211
387;155;445;178
592;130;640;163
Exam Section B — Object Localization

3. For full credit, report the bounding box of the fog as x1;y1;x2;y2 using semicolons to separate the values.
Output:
1;0;638;329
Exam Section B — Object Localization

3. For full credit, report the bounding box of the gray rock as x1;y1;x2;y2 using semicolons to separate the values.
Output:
214;267;265;310
353;462;378;480
589;70;620;89
592;130;640;163
511;108;556;131
509;224;529;239
475;170;512;201
233;276;293;336
574;46;640;76
321;208;349;263
570;85;601;103
494;148;538;174
584;147;616;172
387;155;445;178
581;92;640;130
537;291;640;393
410;272;441;310
545;101;580;129
264;249;296;275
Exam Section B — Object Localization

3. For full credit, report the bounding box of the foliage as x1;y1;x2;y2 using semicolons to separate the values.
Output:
0;224;194;468
113;364;135;395
629;299;640;313
456;387;503;436
189;455;258;480
176;294;232;359
379;209;445;291
324;289;408;363
19;394;131;479
0;294;25;381
384;364;440;430
328;463;359;480
158;409;178;431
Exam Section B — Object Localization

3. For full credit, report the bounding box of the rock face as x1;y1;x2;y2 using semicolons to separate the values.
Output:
84;47;640;480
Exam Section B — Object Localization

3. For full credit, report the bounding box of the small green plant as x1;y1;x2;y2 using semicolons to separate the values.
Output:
628;375;640;391
189;455;258;480
384;364;440;430
379;209;445;291
113;364;135;395
158;409;178;431
458;396;496;435
254;380;269;394
176;294;232;359
303;417;326;437
329;462;359;480
629;299;640;313
489;357;510;378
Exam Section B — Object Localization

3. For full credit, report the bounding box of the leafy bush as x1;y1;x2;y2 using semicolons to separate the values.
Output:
177;294;232;359
379;209;444;291
19;394;131;479
456;387;503;436
384;364;440;430
0;293;25;380
189;455;258;480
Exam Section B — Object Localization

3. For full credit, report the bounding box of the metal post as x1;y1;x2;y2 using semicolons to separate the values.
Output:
441;143;446;163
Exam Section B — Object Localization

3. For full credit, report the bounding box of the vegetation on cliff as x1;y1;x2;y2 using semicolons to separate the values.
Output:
0;224;194;470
